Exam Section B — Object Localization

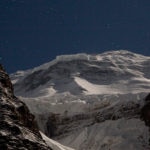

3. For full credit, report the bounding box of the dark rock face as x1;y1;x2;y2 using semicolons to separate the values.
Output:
141;93;150;144
0;64;51;150
45;101;141;139
46;113;59;137
141;93;150;126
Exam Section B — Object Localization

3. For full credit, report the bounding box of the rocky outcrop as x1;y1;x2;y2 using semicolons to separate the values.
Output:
141;93;150;126
0;64;52;150
141;93;150;144
45;100;141;139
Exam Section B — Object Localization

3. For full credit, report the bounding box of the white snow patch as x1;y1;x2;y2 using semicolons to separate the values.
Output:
74;77;122;95
40;132;75;150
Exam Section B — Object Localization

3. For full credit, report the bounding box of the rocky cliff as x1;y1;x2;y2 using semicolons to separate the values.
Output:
0;64;52;150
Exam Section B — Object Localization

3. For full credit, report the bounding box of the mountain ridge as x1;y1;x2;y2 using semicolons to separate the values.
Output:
11;50;149;75
11;50;150;97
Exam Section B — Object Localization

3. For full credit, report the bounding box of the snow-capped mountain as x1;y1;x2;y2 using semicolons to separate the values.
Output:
11;50;150;150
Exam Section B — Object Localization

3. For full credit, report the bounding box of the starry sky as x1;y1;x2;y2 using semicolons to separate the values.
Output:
0;0;150;73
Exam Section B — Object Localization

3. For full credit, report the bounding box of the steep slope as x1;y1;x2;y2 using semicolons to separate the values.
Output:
40;132;75;150
0;64;51;149
11;50;150;149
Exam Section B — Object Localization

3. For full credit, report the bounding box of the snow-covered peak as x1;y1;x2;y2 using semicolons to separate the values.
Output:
98;50;150;63
11;50;150;98
11;50;149;76
55;50;148;62
56;53;90;61
101;50;145;57
33;50;149;70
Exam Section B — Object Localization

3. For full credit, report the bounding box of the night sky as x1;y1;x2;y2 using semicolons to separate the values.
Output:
0;0;150;73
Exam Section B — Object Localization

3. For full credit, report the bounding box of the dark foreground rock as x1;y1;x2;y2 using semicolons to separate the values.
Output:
0;64;52;150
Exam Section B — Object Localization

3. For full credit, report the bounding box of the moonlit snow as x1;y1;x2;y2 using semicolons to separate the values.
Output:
11;50;150;150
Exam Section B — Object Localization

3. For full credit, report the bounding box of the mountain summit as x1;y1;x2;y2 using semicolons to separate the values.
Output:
11;50;150;97
11;50;150;150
